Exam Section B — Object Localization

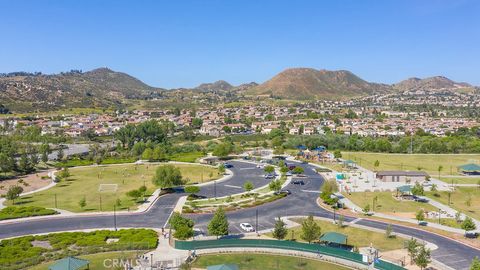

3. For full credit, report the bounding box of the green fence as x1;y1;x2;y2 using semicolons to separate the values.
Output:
175;239;405;270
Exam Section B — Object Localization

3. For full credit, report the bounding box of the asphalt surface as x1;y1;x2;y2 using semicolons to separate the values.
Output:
0;160;478;269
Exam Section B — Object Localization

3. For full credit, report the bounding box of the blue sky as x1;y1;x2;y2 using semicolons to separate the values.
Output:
0;0;479;88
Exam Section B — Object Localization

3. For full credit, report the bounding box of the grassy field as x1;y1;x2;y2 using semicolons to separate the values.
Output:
342;152;480;176
266;218;404;252
192;253;351;270
426;187;480;221
343;192;436;214
27;251;139;270
9;163;220;212
438;176;480;185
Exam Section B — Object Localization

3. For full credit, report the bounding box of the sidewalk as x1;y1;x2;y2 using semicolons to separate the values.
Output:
136;235;189;270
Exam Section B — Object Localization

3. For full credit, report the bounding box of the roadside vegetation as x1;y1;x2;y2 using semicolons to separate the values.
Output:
0;229;157;270
0;206;58;221
426;187;480;222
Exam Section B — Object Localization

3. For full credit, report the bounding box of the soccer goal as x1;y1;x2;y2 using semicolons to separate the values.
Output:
98;184;118;193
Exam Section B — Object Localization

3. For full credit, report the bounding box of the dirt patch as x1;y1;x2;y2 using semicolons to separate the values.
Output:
0;170;53;196
31;240;53;249
381;249;423;270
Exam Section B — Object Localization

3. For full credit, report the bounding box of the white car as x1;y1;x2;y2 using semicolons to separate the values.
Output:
240;223;254;232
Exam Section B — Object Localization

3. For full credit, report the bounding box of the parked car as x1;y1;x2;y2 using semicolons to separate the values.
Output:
413;196;428;203
291;180;305;185
224;163;233;168
264;174;274;179
418;221;428;226
285;172;292;177
280;189;291;195
240;223;254;232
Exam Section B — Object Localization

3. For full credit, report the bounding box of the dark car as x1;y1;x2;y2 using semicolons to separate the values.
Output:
413;196;428;203
274;189;291;195
291;180;305;185
224;163;233;168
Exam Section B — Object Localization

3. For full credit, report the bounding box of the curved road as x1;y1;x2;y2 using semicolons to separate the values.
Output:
0;160;478;269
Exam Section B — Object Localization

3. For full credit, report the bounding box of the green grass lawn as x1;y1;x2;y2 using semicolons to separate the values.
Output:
342;152;480;176
27;251;139;270
0;206;58;221
426;187;480;221
9;163;220;212
192;253;351;270
438;176;480;185
343;192;436;214
266;219;404;252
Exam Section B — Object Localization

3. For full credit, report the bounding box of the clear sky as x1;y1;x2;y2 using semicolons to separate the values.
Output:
0;0;479;88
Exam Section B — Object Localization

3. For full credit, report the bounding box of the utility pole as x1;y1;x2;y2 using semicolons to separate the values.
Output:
255;209;259;236
113;205;117;231
438;208;441;224
99;195;102;211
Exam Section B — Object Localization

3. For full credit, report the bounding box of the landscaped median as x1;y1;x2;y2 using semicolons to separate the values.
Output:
0;229;158;270
0;206;58;221
182;172;289;213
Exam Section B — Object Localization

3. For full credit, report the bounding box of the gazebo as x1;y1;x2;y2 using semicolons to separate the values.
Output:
396;185;412;197
49;256;90;270
458;164;480;175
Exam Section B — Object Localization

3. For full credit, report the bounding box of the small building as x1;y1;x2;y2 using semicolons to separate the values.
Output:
457;164;480;175
49;256;90;270
376;171;428;183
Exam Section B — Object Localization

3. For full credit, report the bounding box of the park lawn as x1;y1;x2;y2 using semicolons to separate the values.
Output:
266;219;404;252
426;218;463;229
343;192;436;214
342;152;480;176
168;151;205;163
192;253;350;270
438;176;480;185
426;187;480;221
9;163;220;212
27;251;139;270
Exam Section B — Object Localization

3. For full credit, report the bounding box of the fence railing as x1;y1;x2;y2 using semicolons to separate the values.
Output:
175;239;406;270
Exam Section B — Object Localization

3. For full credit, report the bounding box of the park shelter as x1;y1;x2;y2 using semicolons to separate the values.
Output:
458;163;480;175
320;232;351;249
207;264;239;270
396;185;412;196
343;160;357;168
49;256;90;270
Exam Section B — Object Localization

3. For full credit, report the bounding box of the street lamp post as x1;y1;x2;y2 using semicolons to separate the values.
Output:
333;207;336;223
54;194;57;208
214;181;217;199
256;209;259;236
438;208;441;224
113;205;117;231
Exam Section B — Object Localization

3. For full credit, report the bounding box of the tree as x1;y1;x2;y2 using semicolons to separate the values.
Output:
269;180;282;193
18;152;34;174
300;215;321;243
79;197;86;209
169;212;194;240
412;182;424;196
385;224;393;238
57;148;64;161
407;238;419;264
333;150;342;159
264;165;275;174
414;245;431;270
461;216;477;231
416;209;425;223
58;167;70;180
374;160;380;171
0;152;14;175
142;148;153;160
184;185;201;195
208;207;229;238
437;165;443;179
152;165;184;188
6;186;23;204
218;164;226;175
126;189;142;202
337;215;345;228
362;204;371;215
292;166;304;174
430;184;437;193
244;181;254;193
470;257;480;270
272;217;288;240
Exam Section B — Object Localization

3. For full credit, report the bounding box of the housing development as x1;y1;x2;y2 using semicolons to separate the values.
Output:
1;1;480;270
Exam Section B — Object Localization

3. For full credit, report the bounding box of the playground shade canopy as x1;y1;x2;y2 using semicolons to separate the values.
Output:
49;256;90;270
207;264;239;270
320;232;348;245
458;163;480;172
396;185;412;194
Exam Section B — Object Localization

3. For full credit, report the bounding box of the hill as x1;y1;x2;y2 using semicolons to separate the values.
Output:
0;68;162;111
393;76;474;92
247;68;392;99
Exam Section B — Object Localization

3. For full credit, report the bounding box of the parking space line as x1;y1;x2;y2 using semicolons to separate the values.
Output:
301;190;321;193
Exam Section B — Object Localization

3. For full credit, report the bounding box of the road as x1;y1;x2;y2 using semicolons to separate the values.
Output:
0;160;478;269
